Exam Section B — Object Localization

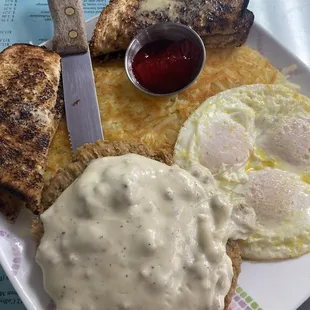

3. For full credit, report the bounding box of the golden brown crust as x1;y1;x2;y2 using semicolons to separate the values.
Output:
0;85;64;222
90;0;253;57
0;188;24;223
0;44;63;215
202;10;254;48
36;141;240;310
32;217;44;246
90;0;139;57
225;240;242;308
41;140;173;212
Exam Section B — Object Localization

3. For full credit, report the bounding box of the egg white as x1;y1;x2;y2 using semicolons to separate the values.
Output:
174;92;256;182
231;168;310;260
174;84;310;260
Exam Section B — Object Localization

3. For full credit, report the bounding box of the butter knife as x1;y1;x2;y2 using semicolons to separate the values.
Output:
48;0;103;153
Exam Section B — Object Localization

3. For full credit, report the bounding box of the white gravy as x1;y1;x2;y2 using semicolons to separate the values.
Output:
36;154;255;310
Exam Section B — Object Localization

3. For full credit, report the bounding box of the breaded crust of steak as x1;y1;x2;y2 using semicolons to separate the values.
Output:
34;140;242;310
41;140;173;211
0;44;63;215
90;0;253;57
0;188;24;222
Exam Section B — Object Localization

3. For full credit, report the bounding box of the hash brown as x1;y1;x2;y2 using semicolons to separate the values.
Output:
45;45;291;182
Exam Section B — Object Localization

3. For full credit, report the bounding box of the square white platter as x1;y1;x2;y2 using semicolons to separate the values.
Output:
0;16;310;310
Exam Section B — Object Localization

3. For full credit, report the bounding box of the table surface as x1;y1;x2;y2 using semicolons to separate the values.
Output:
249;0;310;68
0;0;310;310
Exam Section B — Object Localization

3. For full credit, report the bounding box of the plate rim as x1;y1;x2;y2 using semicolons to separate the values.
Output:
1;15;310;310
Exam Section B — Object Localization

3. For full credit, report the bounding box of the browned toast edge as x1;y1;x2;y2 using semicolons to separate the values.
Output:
0;44;63;217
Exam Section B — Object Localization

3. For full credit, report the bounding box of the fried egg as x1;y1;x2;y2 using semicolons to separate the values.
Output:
234;169;310;260
254;115;310;174
174;84;310;260
174;94;256;181
45;45;292;182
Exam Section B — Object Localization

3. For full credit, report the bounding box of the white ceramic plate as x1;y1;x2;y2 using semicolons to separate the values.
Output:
1;16;310;310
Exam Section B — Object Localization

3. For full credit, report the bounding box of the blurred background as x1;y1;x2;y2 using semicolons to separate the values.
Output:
250;0;310;67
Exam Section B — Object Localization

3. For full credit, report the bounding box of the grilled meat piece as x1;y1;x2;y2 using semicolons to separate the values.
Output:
90;0;254;57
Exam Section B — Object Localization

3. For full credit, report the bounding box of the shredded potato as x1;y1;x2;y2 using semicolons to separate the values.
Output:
45;45;293;181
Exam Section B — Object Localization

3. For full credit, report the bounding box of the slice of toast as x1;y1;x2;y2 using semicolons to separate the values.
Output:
90;0;253;57
0;44;63;216
202;10;254;48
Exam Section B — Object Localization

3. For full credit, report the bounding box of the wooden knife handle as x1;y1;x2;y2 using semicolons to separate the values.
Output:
48;0;88;55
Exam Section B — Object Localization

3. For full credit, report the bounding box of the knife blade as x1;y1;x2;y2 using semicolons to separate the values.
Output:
297;296;310;310
48;0;103;153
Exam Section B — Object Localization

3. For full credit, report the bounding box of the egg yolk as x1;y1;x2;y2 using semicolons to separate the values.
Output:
262;117;310;167
198;118;252;174
246;169;309;223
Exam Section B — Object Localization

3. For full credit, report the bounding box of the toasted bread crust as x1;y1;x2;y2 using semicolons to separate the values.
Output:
36;140;241;310
0;44;63;215
0;188;23;222
90;0;253;57
202;10;254;48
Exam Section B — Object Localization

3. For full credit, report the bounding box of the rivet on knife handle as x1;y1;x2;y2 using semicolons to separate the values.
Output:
48;0;88;55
